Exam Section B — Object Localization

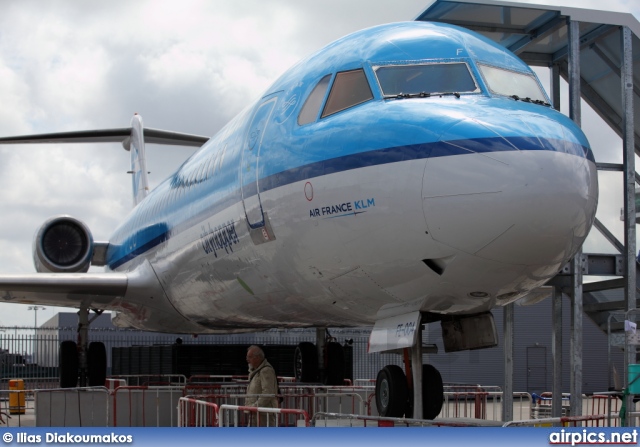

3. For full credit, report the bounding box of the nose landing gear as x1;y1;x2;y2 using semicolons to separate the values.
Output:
375;365;408;417
375;361;444;420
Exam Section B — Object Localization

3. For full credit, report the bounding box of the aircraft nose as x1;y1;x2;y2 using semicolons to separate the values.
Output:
422;111;598;267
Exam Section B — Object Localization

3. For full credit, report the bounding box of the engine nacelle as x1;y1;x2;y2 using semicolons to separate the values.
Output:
33;216;94;273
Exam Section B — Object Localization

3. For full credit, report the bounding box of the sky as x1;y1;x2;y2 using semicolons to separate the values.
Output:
0;0;638;328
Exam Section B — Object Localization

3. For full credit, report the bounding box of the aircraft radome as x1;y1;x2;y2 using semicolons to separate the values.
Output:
0;21;597;419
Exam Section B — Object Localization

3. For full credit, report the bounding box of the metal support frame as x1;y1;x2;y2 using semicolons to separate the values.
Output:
552;287;563;419
412;323;424;419
550;58;565;421
550;63;561;111
621;25;636;426
568;18;583;418
502;303;514;422
316;328;326;384
77;307;89;388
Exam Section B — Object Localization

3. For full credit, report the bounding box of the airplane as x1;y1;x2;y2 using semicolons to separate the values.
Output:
0;21;597;420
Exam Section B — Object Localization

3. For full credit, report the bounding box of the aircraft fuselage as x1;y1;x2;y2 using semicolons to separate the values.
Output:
104;22;598;332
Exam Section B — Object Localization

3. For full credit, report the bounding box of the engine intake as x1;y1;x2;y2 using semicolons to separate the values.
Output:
33;216;94;273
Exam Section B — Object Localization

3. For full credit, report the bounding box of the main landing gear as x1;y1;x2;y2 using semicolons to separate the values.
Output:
293;329;346;385
59;307;108;388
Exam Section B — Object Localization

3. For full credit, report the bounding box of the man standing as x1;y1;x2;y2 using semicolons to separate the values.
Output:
245;345;279;426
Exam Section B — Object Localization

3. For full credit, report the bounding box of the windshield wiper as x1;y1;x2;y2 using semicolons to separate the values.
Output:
383;92;461;100
510;95;551;107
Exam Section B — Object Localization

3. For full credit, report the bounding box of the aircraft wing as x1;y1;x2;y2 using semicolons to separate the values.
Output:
0;273;128;309
0;128;209;147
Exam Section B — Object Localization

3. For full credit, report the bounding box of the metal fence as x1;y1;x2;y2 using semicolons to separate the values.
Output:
0;326;410;385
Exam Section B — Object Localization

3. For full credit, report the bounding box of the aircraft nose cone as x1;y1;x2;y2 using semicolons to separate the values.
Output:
422;112;598;267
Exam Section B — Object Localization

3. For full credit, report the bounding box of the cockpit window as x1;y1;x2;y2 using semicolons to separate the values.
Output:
375;63;479;96
478;64;548;103
321;69;373;118
298;74;331;125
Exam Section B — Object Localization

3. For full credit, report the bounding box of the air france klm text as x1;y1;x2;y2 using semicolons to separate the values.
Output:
309;197;375;218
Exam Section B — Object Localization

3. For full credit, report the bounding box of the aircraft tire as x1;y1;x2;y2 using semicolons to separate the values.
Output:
59;340;79;388
375;365;408;417
294;342;318;382
324;342;345;385
88;342;107;387
422;364;444;420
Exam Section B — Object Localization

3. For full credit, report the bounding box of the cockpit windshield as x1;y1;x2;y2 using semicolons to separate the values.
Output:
478;64;548;104
375;63;479;97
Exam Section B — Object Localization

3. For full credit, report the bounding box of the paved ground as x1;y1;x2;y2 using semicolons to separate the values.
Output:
2;406;35;427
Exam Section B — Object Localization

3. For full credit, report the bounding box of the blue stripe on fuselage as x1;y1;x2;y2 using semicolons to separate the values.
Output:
259;136;592;194
107;135;592;269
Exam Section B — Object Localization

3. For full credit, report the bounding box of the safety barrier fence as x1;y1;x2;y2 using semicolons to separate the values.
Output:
111;386;183;427
312;412;616;428
6;375;630;427
0;378;59;391
184;391;367;426
530;392;623;427
0;389;33;426
109;375;187;387
184;382;371;418
440;389;533;422
187;375;297;383
33;385;183;427
177;397;219;427
503;414;609;427
311;411;503;427
217;404;310;427
34;387;110;427
589;394;622;427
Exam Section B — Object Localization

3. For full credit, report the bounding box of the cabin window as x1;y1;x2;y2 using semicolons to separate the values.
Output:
298;74;331;125
375;63;478;96
478;64;547;103
321;69;373;118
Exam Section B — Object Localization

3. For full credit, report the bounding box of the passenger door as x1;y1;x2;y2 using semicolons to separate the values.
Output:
241;93;279;229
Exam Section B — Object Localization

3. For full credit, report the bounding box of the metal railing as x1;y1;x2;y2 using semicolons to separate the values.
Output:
218;404;309;427
7;373;631;427
178;397;219;427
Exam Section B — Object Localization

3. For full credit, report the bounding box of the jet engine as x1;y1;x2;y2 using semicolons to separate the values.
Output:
33;216;94;273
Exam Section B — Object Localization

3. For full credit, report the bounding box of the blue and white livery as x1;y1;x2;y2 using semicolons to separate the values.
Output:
0;22;597;419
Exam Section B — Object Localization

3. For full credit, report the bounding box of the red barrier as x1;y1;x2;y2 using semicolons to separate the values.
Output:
178;397;219;427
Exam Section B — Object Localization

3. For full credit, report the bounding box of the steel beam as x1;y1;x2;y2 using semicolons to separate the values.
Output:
593;219;625;254
552;287;563;419
503;303;514;422
621;25;636;427
568;18;583;418
509;15;564;54
412;324;423;419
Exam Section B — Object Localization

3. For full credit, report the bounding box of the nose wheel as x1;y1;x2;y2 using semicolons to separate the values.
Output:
375;365;408;417
375;363;443;420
